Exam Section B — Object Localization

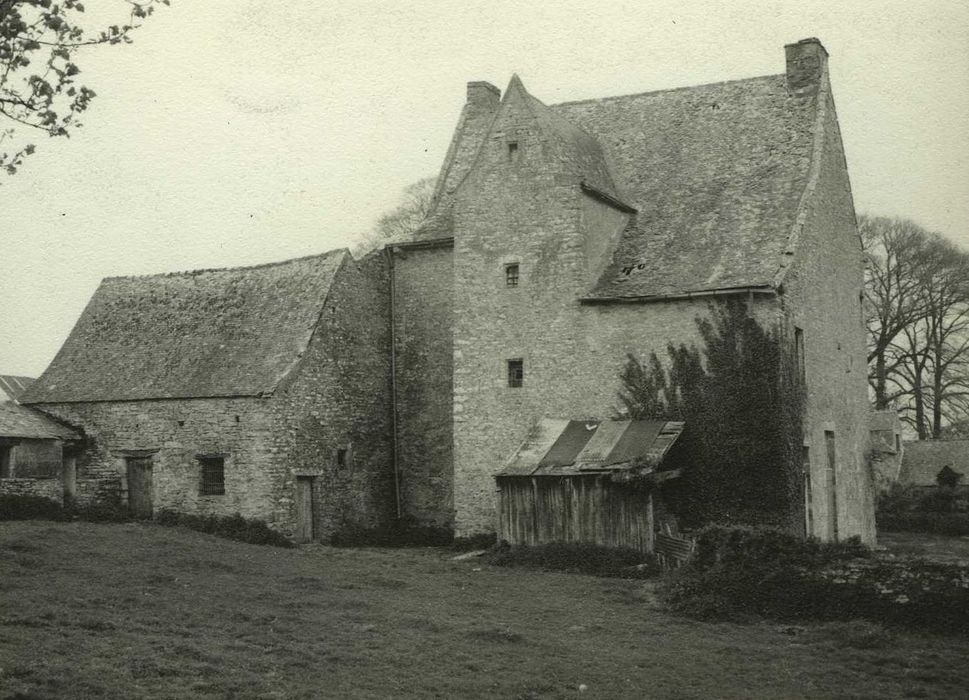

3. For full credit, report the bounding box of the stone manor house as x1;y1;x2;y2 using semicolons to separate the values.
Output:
15;38;876;544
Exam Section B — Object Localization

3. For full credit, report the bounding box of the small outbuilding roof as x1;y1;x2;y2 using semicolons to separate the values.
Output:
0;376;80;440
498;418;685;477
899;440;969;487
22;250;348;404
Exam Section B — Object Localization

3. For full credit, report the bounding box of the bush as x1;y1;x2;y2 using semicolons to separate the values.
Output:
0;494;68;521
331;517;452;548
877;512;969;536
153;508;292;548
451;532;497;552
485;542;660;579
662;525;969;634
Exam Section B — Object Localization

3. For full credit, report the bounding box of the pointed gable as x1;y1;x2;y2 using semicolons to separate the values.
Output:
22;251;348;404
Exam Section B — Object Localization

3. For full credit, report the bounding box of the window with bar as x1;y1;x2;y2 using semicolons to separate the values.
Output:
199;456;225;496
505;263;519;287
507;359;524;388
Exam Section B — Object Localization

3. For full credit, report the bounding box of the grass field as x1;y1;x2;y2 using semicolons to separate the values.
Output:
3;522;969;699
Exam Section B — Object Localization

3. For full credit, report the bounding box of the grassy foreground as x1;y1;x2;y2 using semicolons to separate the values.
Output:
2;523;969;699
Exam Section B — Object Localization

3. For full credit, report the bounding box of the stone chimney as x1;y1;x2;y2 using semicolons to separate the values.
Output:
785;38;828;93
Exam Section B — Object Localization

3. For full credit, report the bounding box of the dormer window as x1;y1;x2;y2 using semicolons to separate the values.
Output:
505;263;520;287
507;141;519;162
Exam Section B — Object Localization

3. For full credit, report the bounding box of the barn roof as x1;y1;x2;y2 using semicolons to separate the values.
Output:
555;74;818;299
21;251;348;404
899;440;969;487
0;376;79;440
498;418;685;476
411;59;826;300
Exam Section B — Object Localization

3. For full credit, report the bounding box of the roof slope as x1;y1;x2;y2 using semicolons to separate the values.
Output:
899;440;969;487
23;251;347;404
554;75;819;298
0;375;34;402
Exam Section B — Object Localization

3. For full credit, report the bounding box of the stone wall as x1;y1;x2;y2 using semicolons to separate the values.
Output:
32;397;279;520
269;252;394;539
0;477;62;502
775;70;875;543
390;242;454;528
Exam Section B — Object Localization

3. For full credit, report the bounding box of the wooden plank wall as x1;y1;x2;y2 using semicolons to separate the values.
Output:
497;475;654;553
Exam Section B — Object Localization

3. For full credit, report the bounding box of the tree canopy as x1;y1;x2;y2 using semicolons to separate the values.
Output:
354;176;436;255
0;0;167;176
862;215;969;438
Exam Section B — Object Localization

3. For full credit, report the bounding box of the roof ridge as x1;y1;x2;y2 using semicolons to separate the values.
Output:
102;248;348;282
551;73;783;108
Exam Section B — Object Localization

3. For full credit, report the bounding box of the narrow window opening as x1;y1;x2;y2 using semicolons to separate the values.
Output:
199;456;225;496
508;141;519;162
0;445;12;479
507;359;524;388
235;415;241;423
794;327;805;386
505;263;519;287
802;446;813;536
824;431;838;541
336;448;347;470
177;420;185;427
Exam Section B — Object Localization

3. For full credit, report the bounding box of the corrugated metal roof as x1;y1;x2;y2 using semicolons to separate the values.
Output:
498;419;685;477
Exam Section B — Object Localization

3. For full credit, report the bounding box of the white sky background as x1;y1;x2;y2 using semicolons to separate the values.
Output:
1;0;968;377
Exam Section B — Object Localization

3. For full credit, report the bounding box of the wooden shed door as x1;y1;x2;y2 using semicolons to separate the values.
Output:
126;457;153;518
296;477;315;543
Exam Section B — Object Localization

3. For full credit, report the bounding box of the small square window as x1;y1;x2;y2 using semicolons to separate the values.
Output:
505;263;519;287
507;359;524;388
199;456;225;496
336;448;347;469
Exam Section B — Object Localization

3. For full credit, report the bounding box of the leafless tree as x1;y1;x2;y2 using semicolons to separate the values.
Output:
353;176;435;255
863;215;969;438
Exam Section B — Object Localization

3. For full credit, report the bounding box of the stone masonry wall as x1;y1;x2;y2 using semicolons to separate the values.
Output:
0;476;62;502
779;75;875;543
391;243;455;528
269;251;394;540
31;398;277;520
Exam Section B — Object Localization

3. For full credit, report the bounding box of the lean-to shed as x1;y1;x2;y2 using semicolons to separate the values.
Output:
495;419;684;552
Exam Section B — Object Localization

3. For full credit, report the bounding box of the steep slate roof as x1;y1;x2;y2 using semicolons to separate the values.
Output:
412;70;823;300
554;75;819;299
22;251;348;404
899;440;969;487
0;376;79;440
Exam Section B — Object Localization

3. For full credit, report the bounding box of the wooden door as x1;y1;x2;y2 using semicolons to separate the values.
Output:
62;454;77;505
126;457;153;518
296;477;314;543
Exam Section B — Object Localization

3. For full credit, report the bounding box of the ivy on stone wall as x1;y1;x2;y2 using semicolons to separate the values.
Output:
619;301;805;531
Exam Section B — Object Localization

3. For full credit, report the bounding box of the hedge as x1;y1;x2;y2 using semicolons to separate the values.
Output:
662;525;969;634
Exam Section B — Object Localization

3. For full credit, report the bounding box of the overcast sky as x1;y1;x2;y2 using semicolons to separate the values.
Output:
2;0;968;377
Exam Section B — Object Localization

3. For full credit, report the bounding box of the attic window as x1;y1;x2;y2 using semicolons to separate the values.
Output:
507;359;524;388
507;141;519;162
198;456;225;496
505;263;520;287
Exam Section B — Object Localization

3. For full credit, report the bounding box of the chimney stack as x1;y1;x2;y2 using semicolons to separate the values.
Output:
785;38;828;93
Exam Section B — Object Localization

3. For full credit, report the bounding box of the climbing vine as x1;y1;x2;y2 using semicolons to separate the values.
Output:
619;301;805;531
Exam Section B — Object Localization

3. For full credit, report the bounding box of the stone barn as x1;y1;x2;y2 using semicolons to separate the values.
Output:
23;37;875;544
21;251;393;540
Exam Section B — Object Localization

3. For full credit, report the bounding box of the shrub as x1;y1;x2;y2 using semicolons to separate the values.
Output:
662;525;969;634
331;517;452;548
0;495;67;521
153;509;292;548
451;532;498;552
876;512;969;536
485;542;660;579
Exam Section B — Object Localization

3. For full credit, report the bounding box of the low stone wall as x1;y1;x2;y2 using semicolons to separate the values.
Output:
0;478;62;502
76;478;122;507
